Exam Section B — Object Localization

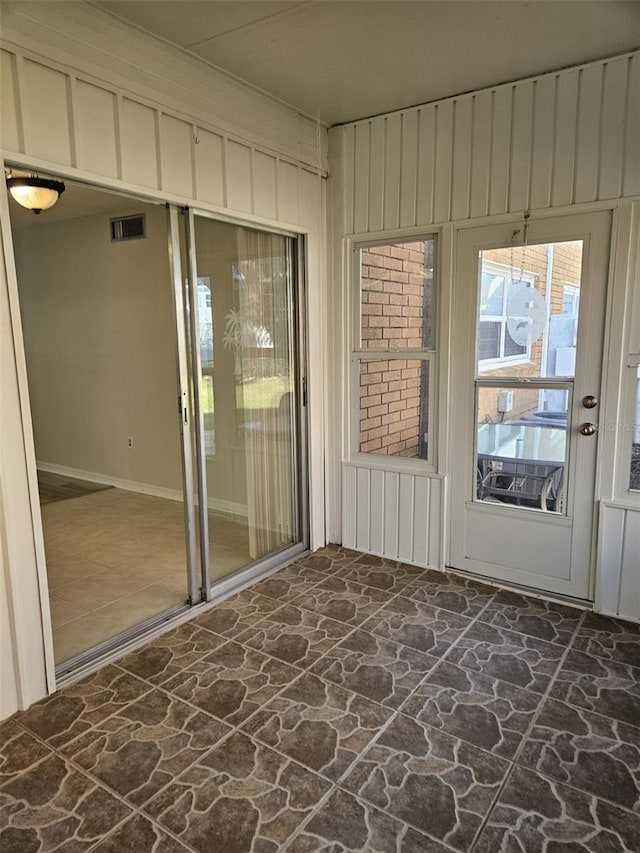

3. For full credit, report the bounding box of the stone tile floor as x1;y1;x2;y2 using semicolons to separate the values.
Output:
2;545;639;852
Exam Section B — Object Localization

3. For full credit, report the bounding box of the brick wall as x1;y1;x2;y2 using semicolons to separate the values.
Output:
358;241;433;457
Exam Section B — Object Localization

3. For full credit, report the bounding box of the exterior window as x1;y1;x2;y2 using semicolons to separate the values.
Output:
478;261;535;371
355;236;437;462
630;365;640;492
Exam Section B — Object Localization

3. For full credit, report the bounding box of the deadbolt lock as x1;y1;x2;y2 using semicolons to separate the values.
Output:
582;395;598;409
579;422;597;436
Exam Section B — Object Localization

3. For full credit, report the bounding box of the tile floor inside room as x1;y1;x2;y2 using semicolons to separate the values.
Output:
41;485;251;663
2;545;639;852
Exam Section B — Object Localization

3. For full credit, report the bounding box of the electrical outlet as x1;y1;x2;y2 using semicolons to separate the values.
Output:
127;436;134;449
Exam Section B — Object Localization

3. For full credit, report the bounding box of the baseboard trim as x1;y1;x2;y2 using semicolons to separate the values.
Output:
36;461;248;518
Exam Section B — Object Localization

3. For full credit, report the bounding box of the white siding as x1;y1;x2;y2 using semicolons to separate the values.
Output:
0;45;324;227
335;52;639;235
596;505;640;624
343;466;444;569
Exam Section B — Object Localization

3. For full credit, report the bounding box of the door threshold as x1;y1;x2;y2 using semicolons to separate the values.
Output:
445;564;593;612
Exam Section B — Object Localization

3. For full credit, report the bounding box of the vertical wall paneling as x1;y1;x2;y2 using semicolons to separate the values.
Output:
225;140;252;213
353;122;371;233
469;91;492;219
399;111;418;228
355;466;371;551
22;60;71;165
368;118;386;232
120;98;159;188
64;77;78;168
412;476;430;566
299;168;320;228
415;105;436;226
383;114;402;230
160;114;193;197
74;81;118;177
369;468;385;554
551;70;579;207
342;125;356;234
623;54;640;197
574;65;603;203
529;75;556;210
194;128;225;206
427;478;442;568
397;474;414;562
508;80;534;212
599;58;628;200
277;160;300;224
253;151;277;220
0;51;21;153
451;97;473;221
383;471;399;556
596;505;640;624
488;86;512;215
343;466;357;549
433;101;454;223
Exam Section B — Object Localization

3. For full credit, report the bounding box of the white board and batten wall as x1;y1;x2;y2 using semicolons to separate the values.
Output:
331;50;640;621
0;1;328;715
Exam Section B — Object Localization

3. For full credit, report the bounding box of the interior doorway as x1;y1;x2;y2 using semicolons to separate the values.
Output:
6;169;308;675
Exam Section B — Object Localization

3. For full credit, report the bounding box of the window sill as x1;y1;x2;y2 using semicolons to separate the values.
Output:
345;453;442;478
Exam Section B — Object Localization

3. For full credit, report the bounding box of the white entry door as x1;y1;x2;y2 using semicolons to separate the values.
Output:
449;212;611;599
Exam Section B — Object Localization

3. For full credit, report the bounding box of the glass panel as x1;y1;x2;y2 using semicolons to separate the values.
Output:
476;241;583;378
360;237;436;350
10;188;191;666
475;386;568;513
630;365;640;492
358;359;429;459
193;218;298;579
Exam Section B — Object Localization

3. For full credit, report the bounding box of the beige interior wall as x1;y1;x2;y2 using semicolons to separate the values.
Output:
12;203;185;493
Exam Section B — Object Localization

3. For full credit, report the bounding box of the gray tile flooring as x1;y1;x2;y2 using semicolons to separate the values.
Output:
2;545;639;852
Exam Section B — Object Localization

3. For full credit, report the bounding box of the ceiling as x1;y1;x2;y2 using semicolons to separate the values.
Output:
90;0;640;125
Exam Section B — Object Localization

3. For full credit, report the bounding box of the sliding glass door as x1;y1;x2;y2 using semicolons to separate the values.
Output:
178;209;306;594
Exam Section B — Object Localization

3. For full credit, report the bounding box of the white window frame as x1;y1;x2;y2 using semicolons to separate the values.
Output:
351;234;438;471
477;259;536;372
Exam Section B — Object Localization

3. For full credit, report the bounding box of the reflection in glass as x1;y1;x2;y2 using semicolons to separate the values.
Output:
477;242;583;390
475;386;568;513
193;218;298;580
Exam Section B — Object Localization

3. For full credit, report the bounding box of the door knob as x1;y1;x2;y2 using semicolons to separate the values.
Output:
582;395;598;409
579;422;597;436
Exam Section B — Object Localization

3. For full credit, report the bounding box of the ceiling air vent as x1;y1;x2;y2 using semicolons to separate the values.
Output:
110;214;146;242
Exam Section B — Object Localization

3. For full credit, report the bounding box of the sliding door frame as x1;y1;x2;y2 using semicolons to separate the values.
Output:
182;206;310;596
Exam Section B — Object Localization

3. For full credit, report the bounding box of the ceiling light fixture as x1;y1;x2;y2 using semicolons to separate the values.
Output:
6;175;66;214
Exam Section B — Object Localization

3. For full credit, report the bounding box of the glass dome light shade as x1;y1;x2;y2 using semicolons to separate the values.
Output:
7;176;65;214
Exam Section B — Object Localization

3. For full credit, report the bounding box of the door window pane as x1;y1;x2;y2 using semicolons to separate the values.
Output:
477;241;583;379
475;385;568;513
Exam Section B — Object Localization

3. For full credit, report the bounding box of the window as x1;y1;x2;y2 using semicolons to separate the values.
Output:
477;261;536;370
630;365;640;492
354;236;437;463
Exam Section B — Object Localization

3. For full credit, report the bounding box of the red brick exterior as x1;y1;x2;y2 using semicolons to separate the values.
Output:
358;241;434;458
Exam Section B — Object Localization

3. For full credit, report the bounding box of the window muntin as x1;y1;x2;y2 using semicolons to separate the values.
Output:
354;236;437;464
